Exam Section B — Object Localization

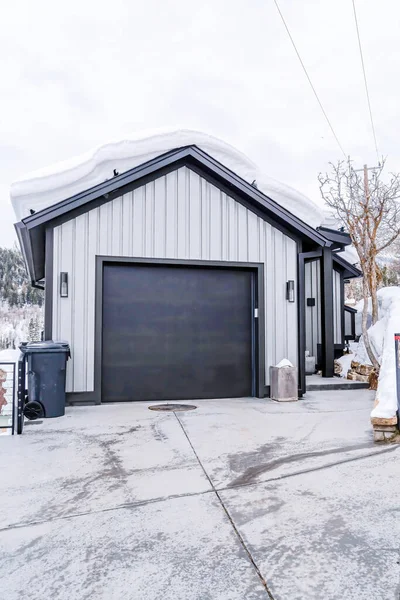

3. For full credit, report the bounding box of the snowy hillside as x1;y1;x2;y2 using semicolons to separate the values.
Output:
0;302;43;350
0;247;44;350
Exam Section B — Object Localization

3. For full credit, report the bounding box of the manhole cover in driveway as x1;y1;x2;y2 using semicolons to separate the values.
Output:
148;404;197;412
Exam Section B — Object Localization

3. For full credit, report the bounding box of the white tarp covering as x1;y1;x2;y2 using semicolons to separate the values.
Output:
275;359;294;368
370;287;400;420
339;287;400;420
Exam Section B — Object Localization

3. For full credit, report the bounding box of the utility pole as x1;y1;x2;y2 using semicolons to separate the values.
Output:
363;164;369;203
354;163;377;243
354;163;380;203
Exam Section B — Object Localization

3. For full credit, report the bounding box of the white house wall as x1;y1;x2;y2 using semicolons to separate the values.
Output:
51;166;298;393
305;260;343;360
304;259;321;360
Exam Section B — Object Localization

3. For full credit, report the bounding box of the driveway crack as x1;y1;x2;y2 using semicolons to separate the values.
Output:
173;412;275;600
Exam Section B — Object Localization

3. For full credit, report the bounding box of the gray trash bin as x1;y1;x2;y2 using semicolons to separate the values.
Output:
20;341;70;418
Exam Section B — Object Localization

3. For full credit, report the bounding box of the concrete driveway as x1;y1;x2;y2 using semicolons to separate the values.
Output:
0;390;399;600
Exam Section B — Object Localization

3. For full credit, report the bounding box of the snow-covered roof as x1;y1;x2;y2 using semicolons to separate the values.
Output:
340;245;359;266
321;207;339;230
11;128;324;228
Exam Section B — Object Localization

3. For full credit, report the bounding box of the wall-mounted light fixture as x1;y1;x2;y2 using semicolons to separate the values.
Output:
60;272;68;298
286;280;295;302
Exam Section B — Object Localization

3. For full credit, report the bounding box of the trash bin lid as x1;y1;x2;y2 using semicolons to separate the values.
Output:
53;340;70;349
19;341;70;353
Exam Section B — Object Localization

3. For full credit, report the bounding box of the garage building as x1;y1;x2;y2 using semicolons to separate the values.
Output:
12;130;360;403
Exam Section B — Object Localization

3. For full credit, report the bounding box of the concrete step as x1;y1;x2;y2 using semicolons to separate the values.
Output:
306;375;369;391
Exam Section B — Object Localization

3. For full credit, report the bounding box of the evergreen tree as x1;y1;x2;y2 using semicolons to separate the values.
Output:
0;245;44;307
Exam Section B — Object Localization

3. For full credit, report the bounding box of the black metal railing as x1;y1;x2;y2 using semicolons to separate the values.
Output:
17;354;26;434
0;362;16;436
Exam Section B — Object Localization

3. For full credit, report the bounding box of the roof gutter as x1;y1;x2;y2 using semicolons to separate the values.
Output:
14;221;38;286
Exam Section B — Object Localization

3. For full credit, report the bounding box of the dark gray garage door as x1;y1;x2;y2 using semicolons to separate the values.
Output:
101;263;254;402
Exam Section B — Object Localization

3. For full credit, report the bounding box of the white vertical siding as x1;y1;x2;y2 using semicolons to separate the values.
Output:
305;259;321;359
57;220;75;391
52;166;298;393
86;209;98;389
165;172;177;258
72;214;88;391
305;262;343;358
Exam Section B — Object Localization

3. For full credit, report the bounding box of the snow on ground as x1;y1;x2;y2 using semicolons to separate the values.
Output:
370;287;400;420
336;344;358;376
341;287;400;420
0;302;43;351
0;349;21;361
10;128;324;228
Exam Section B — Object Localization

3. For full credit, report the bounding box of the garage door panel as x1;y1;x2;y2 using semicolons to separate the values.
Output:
102;264;253;401
106;363;250;401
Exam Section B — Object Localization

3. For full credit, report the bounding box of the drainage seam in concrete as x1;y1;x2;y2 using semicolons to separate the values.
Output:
174;412;275;600
0;489;216;534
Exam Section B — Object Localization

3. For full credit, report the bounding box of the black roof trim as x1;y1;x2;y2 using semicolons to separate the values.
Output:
22;145;329;245
317;226;351;248
17;145;336;283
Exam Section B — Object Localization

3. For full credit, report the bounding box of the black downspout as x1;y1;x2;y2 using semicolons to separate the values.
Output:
297;248;306;396
340;270;345;348
321;246;334;377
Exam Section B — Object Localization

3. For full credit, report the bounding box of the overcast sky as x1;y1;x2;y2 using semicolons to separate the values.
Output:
1;0;398;247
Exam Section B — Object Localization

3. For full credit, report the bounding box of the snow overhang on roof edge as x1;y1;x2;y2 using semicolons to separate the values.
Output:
11;128;325;228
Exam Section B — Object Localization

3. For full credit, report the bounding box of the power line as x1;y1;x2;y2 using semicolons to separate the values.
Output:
272;0;347;158
351;0;380;162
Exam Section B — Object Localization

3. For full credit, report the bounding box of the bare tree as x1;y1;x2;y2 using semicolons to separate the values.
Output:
319;159;400;369
345;277;363;304
382;237;400;282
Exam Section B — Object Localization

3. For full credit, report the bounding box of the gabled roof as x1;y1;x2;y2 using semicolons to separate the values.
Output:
16;145;338;284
